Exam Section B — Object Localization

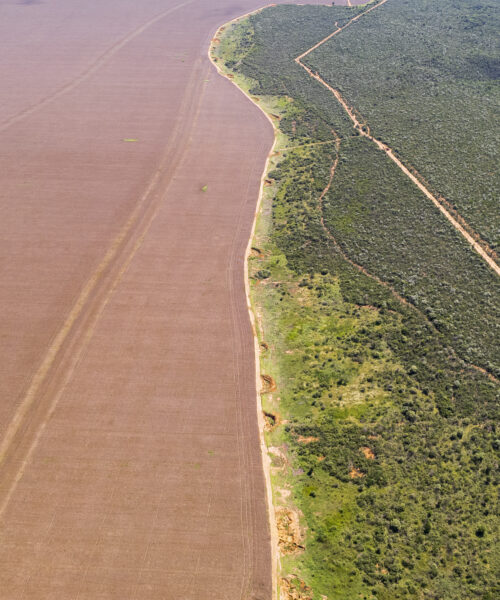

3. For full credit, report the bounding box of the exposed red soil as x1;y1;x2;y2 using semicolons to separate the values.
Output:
280;576;313;600
349;467;365;479
261;373;278;392
297;436;319;444
360;446;376;460
276;508;304;555
0;0;327;597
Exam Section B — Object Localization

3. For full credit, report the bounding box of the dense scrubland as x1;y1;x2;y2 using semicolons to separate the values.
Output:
324;136;500;374
305;0;500;251
215;2;499;598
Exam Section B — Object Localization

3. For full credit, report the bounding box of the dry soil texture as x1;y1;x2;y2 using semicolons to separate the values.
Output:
0;0;323;598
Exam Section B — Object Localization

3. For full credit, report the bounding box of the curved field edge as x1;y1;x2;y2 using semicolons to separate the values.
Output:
212;7;499;600
210;11;287;600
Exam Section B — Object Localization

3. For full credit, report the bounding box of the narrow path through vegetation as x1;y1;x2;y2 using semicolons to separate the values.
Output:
312;131;499;384
295;0;500;277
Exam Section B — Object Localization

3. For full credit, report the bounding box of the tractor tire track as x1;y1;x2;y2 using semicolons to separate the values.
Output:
0;55;210;519
0;1;194;134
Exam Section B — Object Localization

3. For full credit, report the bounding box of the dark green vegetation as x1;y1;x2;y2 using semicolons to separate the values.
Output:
304;0;500;251
324;135;500;375
217;2;499;598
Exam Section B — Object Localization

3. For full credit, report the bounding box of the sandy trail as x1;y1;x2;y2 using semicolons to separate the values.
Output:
315;137;499;383
295;0;500;277
0;0;325;597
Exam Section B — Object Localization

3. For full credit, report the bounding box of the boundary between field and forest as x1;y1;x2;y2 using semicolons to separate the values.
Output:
209;12;282;600
210;1;500;598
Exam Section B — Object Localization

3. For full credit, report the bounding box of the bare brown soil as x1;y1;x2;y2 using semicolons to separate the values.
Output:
349;467;365;479
297;436;319;444
276;508;304;555
360;446;376;460
0;0;326;597
261;374;278;392
280;576;314;600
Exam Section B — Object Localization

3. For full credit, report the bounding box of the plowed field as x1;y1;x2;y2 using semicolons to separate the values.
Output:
0;1;326;597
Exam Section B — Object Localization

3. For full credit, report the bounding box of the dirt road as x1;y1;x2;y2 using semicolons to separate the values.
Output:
0;1;322;598
295;0;500;277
